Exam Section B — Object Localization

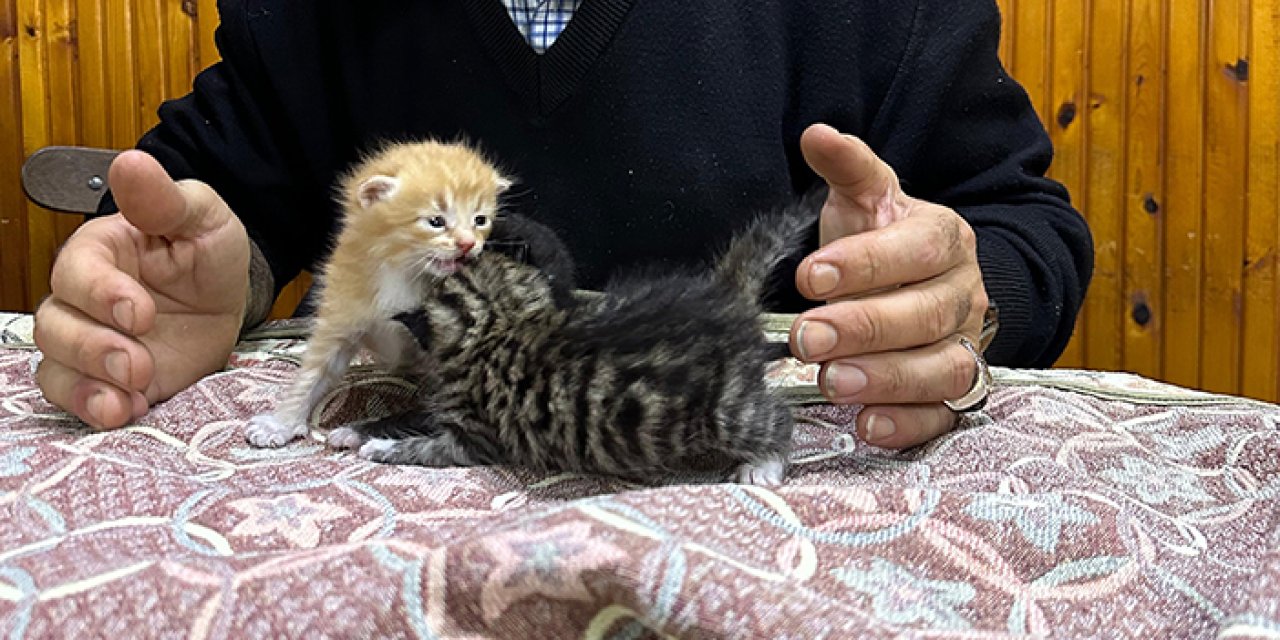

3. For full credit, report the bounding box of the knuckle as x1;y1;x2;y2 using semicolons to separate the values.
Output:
953;290;974;331
843;304;883;350
853;242;881;287
948;344;977;397
917;289;952;339
958;219;978;253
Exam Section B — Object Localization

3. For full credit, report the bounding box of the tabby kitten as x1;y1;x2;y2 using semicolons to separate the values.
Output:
327;194;819;485
245;139;515;447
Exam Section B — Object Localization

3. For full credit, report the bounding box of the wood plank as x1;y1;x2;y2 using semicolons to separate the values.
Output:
1244;0;1280;400
1011;0;1050;123
1048;0;1090;369
1082;0;1129;372
164;0;196;99
44;0;82;257
0;0;30;312
269;272;313;320
18;0;57;307
995;0;1015;76
196;0;217;69
134;0;164;131
104;0;136;148
1120;0;1165;378
75;0;107;148
1199;0;1249;395
1162;0;1207;391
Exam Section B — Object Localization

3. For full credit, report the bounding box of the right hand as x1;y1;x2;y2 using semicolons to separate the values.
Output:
34;150;251;430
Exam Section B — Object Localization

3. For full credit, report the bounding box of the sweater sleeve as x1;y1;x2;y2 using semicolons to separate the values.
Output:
97;0;318;310
863;0;1094;368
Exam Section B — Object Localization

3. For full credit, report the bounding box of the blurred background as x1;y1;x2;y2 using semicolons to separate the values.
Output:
0;0;1277;401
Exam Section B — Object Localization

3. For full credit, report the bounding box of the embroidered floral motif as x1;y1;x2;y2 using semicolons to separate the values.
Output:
1101;455;1215;505
227;493;352;548
965;493;1099;553
479;521;628;622
831;558;975;629
0;446;36;478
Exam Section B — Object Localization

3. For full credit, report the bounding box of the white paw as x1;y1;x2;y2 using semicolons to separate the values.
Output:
358;438;399;462
733;458;786;486
245;414;308;448
326;426;367;450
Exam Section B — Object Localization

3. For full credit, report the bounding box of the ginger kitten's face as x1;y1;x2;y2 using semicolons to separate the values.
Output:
347;143;512;277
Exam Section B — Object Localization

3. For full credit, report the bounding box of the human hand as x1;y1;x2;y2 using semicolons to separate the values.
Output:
34;150;250;429
789;123;989;448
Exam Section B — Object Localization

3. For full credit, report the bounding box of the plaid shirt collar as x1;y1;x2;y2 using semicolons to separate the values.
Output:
502;0;583;53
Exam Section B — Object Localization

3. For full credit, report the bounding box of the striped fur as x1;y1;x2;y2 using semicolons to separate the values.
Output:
333;198;819;484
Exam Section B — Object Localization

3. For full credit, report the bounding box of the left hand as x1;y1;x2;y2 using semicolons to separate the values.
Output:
789;123;989;449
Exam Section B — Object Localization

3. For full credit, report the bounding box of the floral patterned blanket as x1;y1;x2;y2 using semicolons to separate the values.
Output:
0;312;1277;638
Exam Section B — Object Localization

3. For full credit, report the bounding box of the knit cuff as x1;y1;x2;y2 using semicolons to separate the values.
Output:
242;239;276;333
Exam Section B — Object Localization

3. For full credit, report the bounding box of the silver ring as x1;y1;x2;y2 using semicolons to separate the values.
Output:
944;336;992;412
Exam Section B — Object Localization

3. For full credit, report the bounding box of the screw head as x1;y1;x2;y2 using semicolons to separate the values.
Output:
87;175;104;190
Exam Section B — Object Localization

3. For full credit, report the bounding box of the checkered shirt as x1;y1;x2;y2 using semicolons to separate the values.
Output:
502;0;583;53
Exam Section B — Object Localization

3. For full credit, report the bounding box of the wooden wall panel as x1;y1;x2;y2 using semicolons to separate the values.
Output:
1046;0;1088;369
1242;0;1280;401
2;0;1279;400
1082;0;1128;373
998;0;1280;402
1162;1;1207;390
1;0;29;312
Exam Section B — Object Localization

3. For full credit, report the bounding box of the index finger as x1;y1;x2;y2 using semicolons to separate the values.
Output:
795;206;972;300
108;150;231;241
48;218;157;335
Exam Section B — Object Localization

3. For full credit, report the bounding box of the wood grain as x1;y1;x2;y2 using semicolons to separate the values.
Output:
1082;0;1129;372
1047;0;1090;369
1243;0;1280;400
1161;0;1207;390
0;0;30;312
1122;0;1165;378
1199;0;1248;394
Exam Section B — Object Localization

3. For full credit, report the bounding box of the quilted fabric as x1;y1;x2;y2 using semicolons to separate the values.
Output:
0;313;1277;638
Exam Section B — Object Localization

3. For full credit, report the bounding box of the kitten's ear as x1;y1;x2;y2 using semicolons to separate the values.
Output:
495;175;514;193
357;175;400;209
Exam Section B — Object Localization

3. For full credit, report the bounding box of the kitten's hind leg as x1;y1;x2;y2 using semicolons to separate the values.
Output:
358;431;478;467
356;412;497;467
732;453;788;486
326;409;436;450
726;399;794;487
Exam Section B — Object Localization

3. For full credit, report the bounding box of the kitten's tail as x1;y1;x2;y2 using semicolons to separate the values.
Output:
713;187;824;309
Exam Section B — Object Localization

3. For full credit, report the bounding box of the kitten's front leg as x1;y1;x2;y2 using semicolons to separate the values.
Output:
246;328;362;448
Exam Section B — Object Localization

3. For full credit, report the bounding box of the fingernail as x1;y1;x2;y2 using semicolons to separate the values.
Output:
809;263;840;297
796;320;838;361
87;390;107;427
824;363;867;398
113;300;134;332
105;351;130;387
865;414;896;442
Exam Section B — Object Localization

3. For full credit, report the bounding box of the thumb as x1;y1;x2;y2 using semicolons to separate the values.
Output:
800;123;908;235
107;150;231;240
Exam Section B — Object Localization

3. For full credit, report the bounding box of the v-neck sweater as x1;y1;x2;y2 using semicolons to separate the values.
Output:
114;0;1094;367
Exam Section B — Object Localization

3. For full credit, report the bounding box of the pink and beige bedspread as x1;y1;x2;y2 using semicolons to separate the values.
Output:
0;312;1277;638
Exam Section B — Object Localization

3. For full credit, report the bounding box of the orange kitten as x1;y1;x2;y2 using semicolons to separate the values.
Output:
246;139;511;447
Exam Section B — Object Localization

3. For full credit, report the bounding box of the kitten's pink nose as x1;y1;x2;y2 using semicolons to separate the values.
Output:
457;237;476;256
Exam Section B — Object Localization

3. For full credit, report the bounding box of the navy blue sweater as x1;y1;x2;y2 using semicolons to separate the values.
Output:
118;0;1093;367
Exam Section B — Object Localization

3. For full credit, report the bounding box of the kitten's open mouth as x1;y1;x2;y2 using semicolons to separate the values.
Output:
426;255;474;276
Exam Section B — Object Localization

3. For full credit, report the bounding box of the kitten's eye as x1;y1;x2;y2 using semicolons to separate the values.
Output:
425;215;447;229
474;214;490;228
